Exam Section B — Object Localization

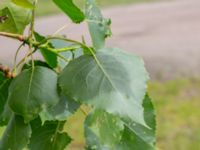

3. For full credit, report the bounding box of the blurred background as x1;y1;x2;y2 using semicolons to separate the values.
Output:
0;0;200;149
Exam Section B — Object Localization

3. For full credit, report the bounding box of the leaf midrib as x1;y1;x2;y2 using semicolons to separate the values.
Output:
26;67;35;114
91;51;119;93
52;122;61;148
124;122;155;148
7;7;19;32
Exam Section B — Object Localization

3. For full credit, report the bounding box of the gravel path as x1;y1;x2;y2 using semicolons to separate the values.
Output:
0;0;200;79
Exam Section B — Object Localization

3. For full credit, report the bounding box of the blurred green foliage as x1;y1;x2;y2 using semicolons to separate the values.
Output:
36;0;158;16
149;78;200;150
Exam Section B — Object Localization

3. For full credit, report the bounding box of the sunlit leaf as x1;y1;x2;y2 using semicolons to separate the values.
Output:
59;48;149;125
11;0;34;9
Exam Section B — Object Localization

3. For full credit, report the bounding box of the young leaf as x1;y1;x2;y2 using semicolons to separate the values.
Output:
0;3;31;34
8;66;60;123
59;48;149;126
29;118;72;150
40;93;80;123
85;110;124;150
0;71;12;126
11;0;34;9
85;0;112;49
53;0;85;23
34;32;58;68
0;115;31;150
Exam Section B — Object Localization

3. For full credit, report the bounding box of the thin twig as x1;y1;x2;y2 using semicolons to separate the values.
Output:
12;43;25;73
52;23;71;36
46;36;89;49
16;49;37;68
0;32;25;41
28;0;37;69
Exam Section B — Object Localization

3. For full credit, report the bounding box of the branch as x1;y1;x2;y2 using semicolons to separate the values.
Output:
0;32;25;41
46;36;87;48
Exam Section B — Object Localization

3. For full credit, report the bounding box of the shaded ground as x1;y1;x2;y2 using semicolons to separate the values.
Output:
0;0;200;79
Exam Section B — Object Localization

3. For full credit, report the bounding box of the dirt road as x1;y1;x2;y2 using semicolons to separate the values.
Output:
0;0;200;79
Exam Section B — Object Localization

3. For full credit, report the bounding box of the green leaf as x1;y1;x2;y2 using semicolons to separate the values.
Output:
53;0;85;23
0;102;12;126
0;115;31;150
85;110;124;150
8;66;60;123
40;93;80;123
11;0;34;9
29;118;72;150
85;0;112;49
0;72;9;117
34;32;58;68
0;3;31;34
117;126;154;150
119;94;156;150
22;60;52;71
59;48;149;125
84;95;156;150
0;71;12;126
51;39;84;69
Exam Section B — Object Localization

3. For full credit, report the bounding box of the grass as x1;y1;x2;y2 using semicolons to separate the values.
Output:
0;78;199;149
36;0;158;16
149;78;200;150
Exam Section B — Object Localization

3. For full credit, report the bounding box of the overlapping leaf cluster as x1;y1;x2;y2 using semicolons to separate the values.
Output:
0;0;156;149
